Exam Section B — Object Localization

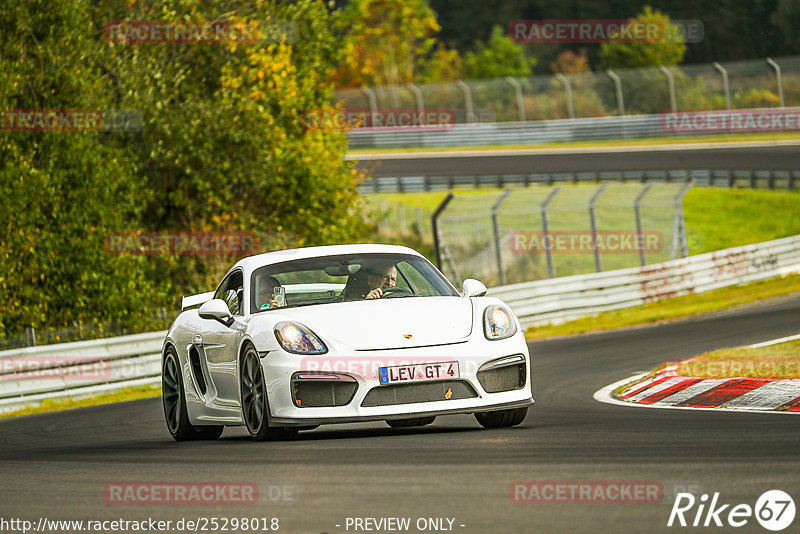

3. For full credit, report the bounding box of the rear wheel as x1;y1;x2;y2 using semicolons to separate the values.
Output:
474;407;527;429
162;348;223;441
386;416;436;428
240;345;297;441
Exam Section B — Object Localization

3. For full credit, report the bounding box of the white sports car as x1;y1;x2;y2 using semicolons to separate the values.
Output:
161;244;534;441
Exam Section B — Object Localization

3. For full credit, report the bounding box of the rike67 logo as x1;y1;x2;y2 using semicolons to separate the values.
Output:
668;490;795;531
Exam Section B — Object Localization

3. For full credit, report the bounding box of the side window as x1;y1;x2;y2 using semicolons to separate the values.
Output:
214;270;244;315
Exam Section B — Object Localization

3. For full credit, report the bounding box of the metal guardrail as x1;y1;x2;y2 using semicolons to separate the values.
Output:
0;331;166;413
3;234;800;412
348;115;676;148
359;169;800;194
488;234;800;329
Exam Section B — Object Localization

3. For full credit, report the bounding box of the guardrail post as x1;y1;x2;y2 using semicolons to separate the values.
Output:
406;83;425;122
505;77;526;122
766;57;785;108
432;193;455;268
634;184;653;266
541;187;561;278
361;86;379;126
606;70;625;116
659;65;677;112
713;62;731;110
589;184;608;272
25;326;36;347
455;81;475;123
555;74;575;119
491;190;514;285
671;180;693;259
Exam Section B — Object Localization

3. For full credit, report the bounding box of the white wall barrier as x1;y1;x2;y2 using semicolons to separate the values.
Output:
2;234;799;413
488;234;800;329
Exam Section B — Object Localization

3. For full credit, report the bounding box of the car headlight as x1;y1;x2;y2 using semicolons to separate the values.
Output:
483;305;517;340
274;321;328;354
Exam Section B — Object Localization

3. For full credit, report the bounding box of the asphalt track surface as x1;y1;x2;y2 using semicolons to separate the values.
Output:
2;295;800;534
355;144;800;177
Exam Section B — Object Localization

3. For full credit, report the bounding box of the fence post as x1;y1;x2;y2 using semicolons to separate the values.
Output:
455;80;475;123
432;193;455;269
491;190;514;285
589;184;608;272
634;184;654;266
659;65;677;112
541;187;562;278
361;86;379;126
671;180;693;259
606;70;625;116
25;326;37;347
712;62;731;110
555;74;575;119
505;77;526;122
766;57;785;108
406;83;425;121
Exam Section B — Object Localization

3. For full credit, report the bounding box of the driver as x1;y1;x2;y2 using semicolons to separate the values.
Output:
364;263;397;299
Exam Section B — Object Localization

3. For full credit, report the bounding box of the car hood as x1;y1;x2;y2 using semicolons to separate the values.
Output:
269;296;474;350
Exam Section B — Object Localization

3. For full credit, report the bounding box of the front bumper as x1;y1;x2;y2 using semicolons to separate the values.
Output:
261;332;534;426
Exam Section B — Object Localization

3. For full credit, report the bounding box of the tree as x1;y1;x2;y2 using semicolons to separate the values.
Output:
0;0;169;336
464;26;537;79
333;0;440;88
599;6;686;70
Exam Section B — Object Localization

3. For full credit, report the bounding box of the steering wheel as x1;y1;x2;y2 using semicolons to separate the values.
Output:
380;286;413;298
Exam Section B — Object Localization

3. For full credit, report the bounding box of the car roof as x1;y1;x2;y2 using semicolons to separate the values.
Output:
231;243;426;279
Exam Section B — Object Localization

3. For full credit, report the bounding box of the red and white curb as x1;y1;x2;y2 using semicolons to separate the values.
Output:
594;335;800;415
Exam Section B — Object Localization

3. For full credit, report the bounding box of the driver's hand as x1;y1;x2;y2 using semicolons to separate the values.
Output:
365;288;383;299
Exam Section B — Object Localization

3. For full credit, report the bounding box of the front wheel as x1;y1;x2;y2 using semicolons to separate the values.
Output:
474;407;527;429
240;345;297;441
162;348;223;441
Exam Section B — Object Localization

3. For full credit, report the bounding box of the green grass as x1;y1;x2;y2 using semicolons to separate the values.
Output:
0;384;161;419
526;273;800;339
684;188;800;254
675;339;800;379
349;132;800;155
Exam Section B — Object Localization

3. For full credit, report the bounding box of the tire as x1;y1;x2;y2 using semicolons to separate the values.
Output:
474;407;527;429
240;345;298;442
162;348;224;441
386;416;436;428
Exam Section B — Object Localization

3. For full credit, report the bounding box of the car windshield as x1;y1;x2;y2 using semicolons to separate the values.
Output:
249;253;458;313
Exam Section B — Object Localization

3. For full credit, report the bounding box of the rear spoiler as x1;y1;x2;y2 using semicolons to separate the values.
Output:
181;291;216;310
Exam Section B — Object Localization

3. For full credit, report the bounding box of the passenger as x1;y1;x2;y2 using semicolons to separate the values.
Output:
257;275;285;310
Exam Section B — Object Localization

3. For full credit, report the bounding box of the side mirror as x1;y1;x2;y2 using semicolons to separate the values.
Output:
198;299;234;327
462;278;487;297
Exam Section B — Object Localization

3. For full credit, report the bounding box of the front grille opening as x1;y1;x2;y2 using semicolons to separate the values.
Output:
361;380;478;407
189;347;207;395
292;373;358;407
477;357;526;393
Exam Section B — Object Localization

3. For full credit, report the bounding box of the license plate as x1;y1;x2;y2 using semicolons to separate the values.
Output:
379;361;459;385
